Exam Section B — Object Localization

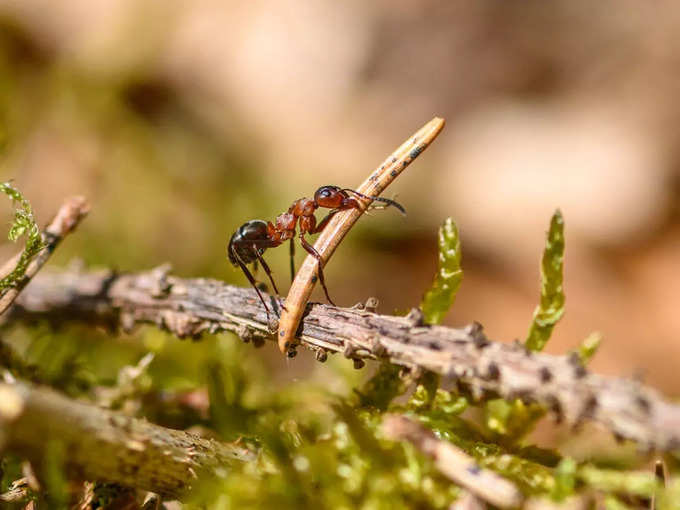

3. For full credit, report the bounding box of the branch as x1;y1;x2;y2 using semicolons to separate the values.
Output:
8;265;680;452
0;196;90;315
383;415;522;508
0;380;254;498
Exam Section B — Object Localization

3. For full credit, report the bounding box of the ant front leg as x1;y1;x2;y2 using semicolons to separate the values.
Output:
229;244;274;321
298;232;336;306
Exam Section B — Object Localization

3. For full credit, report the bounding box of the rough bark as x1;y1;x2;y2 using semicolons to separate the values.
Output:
8;264;680;453
0;381;254;498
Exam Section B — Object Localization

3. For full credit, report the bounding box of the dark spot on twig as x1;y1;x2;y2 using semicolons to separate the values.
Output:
582;395;598;418
287;349;297;358
150;263;173;298
465;321;484;337
546;396;563;423
568;352;587;378
236;324;253;344
486;362;500;380
370;337;387;357
236;324;254;344
428;341;442;351
390;169;398;177
311;274;318;284
343;343;355;359
353;358;365;370
613;432;626;444
405;307;425;327
409;145;424;159
473;334;490;350
315;349;328;362
364;297;379;313
467;464;481;475
540;367;553;383
636;395;651;414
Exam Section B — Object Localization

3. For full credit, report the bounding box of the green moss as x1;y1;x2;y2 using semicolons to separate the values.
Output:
355;363;405;411
0;181;45;290
421;218;463;325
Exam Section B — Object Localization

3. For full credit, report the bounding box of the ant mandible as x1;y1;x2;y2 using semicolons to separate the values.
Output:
228;185;405;319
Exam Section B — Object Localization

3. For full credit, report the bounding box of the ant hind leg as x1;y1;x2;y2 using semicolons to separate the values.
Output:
299;233;336;307
230;244;273;321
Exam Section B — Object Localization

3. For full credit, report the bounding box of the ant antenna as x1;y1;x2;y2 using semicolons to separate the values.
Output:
342;189;406;216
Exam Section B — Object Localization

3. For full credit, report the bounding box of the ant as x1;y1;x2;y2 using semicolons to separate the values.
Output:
228;185;405;320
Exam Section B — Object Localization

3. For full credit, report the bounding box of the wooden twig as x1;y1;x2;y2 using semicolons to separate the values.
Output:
0;380;254;498
278;117;445;354
8;266;680;452
449;491;486;510
382;414;522;508
0;196;90;315
523;496;590;510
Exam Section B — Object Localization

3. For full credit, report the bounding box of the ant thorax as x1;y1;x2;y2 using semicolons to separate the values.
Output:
288;198;317;217
271;212;296;242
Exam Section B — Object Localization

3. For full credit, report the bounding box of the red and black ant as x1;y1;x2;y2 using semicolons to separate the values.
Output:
228;185;405;319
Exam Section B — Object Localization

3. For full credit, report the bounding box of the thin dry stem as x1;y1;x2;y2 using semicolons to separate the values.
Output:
383;414;522;508
8;265;680;452
0;381;254;498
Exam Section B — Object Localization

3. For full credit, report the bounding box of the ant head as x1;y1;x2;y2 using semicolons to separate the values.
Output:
314;185;346;208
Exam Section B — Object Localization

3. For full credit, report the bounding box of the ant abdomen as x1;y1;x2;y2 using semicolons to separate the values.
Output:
228;220;269;266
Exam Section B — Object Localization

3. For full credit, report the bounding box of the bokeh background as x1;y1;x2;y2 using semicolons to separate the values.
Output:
0;0;679;399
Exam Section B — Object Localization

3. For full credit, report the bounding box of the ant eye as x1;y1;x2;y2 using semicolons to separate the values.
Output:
321;190;330;197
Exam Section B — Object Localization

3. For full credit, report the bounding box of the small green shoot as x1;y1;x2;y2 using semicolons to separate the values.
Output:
575;331;602;364
0;181;45;291
421;218;463;325
485;210;566;442
551;457;577;501
525;209;565;352
355;363;404;411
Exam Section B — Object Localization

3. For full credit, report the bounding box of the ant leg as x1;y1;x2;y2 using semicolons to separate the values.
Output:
230;244;272;320
289;238;295;283
299;232;336;306
312;209;340;234
342;189;406;215
253;245;287;312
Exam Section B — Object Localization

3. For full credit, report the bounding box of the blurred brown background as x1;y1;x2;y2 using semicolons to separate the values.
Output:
0;0;679;394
